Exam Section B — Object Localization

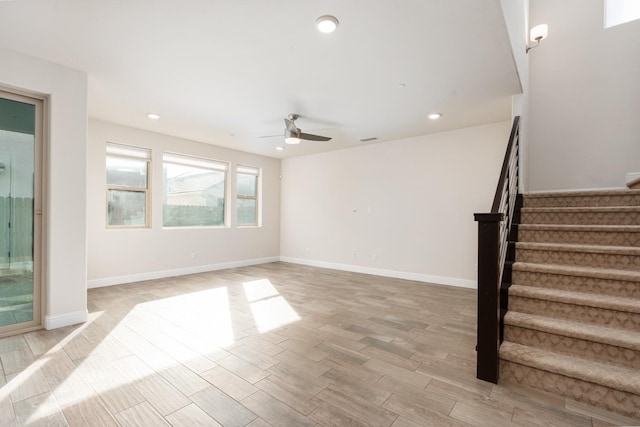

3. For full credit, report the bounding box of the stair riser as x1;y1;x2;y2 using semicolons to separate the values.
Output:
511;269;640;298
516;248;640;272
503;325;640;370
518;229;640;247
521;211;640;225
500;360;640;419
509;295;640;332
524;194;640;208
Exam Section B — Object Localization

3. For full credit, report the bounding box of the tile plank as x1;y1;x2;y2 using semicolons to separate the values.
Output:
133;374;191;416
165;403;222;427
241;390;315;427
200;366;258;401
114;401;169;427
190;386;257;427
316;386;399;427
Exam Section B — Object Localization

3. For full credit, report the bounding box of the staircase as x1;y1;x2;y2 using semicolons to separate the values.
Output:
498;189;640;419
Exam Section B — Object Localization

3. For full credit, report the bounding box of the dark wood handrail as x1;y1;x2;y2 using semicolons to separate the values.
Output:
474;115;520;384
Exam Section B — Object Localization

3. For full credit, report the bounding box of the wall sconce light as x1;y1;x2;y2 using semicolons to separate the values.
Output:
526;24;548;53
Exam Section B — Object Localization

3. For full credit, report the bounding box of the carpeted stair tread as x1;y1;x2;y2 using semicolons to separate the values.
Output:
518;224;640;233
509;284;640;314
517;224;640;247
525;189;640;199
504;311;640;351
512;262;640;283
521;206;640;213
500;342;640;396
516;241;640;256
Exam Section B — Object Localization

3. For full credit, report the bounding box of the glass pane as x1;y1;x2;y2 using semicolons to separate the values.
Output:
237;198;257;226
237;173;257;197
107;189;146;226
0;96;35;326
106;156;148;188
163;163;225;227
605;0;640;28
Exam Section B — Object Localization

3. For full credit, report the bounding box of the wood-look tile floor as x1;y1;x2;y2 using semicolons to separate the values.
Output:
0;262;637;426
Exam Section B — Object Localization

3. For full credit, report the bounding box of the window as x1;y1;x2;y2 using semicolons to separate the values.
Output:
163;153;227;227
605;0;640;28
237;165;260;226
106;143;150;227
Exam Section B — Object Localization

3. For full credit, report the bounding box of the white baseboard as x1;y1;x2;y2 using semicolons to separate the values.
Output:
45;309;88;330
279;257;477;289
87;257;280;289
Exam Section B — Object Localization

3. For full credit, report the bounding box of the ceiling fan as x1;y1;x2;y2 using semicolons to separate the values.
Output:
283;114;332;145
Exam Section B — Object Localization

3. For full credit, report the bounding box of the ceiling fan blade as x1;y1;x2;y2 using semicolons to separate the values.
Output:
299;132;332;142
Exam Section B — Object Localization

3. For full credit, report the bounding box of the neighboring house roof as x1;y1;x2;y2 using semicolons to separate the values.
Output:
166;171;224;195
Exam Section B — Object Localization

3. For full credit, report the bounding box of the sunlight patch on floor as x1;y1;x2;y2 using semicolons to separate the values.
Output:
242;279;279;302
132;286;236;350
243;279;300;333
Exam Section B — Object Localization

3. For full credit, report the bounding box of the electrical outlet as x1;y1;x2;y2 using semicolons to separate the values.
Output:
372;254;377;261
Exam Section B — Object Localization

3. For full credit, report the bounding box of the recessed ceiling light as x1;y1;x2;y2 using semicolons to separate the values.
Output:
428;113;442;120
147;113;160;120
396;83;406;89
276;146;285;151
316;15;339;33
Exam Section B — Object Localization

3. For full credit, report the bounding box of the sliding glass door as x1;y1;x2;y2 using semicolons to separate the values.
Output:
0;89;43;336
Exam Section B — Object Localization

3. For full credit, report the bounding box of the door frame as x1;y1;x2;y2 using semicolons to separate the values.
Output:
0;86;47;338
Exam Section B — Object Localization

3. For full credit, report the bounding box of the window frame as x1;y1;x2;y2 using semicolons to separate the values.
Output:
162;152;229;228
236;165;261;227
105;142;151;229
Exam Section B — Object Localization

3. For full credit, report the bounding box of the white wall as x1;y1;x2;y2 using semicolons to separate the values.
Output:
87;119;281;286
500;0;530;192
281;121;511;288
500;0;528;96
0;48;88;329
528;0;640;191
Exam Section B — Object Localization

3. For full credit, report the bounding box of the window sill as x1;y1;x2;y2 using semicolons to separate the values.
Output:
162;225;229;230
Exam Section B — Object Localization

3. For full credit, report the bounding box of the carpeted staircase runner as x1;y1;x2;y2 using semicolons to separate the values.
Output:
498;189;640;420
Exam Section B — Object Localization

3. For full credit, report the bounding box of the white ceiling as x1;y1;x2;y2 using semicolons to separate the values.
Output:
0;0;521;159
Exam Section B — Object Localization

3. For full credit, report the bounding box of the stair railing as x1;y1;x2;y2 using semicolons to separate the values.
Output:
474;116;520;383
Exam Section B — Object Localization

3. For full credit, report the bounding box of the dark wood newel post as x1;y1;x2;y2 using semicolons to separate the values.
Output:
474;212;503;384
